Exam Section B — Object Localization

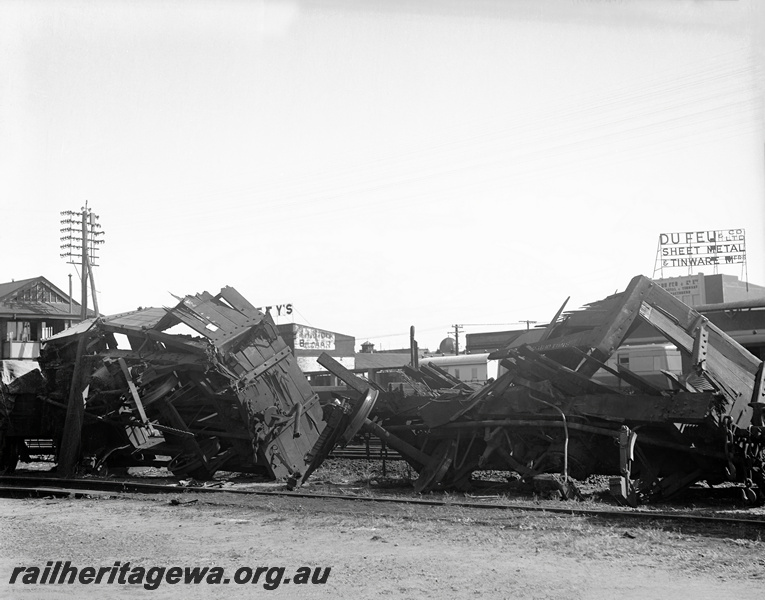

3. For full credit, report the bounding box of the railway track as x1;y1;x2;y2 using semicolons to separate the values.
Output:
1;474;764;529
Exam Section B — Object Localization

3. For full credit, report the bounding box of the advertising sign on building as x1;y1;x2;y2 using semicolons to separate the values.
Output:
655;274;706;307
254;303;293;318
294;325;335;351
657;229;746;269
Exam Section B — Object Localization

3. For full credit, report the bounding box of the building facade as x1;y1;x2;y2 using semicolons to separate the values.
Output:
0;277;87;360
654;273;765;307
466;274;765;362
276;323;356;384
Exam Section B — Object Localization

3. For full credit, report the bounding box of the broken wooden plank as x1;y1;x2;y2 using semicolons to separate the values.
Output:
317;352;384;394
57;328;93;477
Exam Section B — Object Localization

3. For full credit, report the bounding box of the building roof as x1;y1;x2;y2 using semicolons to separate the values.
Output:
354;353;412;371
100;307;169;331
43;307;168;342
695;298;765;312
0;276;89;320
0;277;39;299
465;328;546;354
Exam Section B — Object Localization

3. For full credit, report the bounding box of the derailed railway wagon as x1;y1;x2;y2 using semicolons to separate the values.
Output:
319;275;765;506
2;275;763;507
0;286;365;484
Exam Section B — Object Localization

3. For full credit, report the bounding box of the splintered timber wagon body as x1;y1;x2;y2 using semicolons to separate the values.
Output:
322;275;765;506
36;286;349;483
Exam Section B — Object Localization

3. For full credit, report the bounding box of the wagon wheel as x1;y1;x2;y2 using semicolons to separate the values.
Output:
168;437;221;480
168;454;214;481
340;389;379;446
296;390;381;488
414;439;456;493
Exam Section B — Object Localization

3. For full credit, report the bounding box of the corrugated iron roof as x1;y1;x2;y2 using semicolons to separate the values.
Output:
0;276;88;319
43;319;96;341
0;278;38;299
42;307;171;342
354;353;411;371
101;307;168;331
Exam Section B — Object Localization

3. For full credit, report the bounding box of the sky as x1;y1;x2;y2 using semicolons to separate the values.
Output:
1;0;763;353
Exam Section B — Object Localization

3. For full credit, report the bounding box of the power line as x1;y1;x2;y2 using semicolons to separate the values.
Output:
461;322;539;327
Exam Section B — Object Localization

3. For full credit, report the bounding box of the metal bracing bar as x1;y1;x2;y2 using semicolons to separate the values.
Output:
527;394;570;481
361;419;431;467
389;420;619;437
118;358;150;424
692;319;709;374
236;346;291;388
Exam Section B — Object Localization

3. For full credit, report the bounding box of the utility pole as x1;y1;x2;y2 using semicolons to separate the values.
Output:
60;203;104;319
451;324;463;355
57;203;104;477
80;210;88;319
409;325;419;369
521;320;538;331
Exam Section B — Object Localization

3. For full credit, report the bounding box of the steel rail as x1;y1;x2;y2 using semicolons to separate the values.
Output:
1;475;763;528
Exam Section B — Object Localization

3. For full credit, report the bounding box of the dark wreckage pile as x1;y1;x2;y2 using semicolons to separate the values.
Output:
0;276;763;508
6;286;368;487
317;274;765;507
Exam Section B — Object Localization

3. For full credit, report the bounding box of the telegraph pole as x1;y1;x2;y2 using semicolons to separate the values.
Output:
451;324;463;355
60;203;104;319
80;210;88;318
409;326;419;369
58;203;104;477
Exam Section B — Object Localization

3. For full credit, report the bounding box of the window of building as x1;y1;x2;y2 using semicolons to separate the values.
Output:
6;321;37;342
14;283;66;304
631;356;654;372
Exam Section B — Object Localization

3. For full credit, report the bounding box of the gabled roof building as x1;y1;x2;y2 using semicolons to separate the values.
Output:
0;276;89;359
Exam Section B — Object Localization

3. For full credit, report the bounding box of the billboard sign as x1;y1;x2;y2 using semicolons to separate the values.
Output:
658;229;746;269
254;303;293;318
294;325;335;351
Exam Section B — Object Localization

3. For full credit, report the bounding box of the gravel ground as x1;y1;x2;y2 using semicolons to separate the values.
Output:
2;489;764;600
2;459;764;599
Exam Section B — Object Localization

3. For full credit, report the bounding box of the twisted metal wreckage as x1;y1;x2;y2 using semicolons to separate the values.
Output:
317;274;765;506
0;276;763;506
0;287;369;486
